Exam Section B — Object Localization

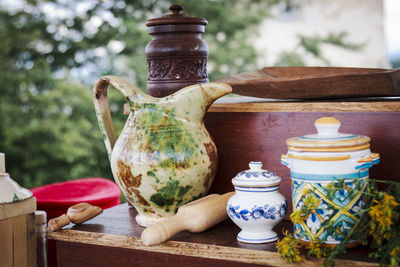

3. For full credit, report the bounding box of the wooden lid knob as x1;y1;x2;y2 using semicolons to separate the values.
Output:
169;5;183;15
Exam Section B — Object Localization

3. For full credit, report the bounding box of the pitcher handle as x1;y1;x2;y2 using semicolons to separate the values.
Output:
93;76;152;159
93;78;118;159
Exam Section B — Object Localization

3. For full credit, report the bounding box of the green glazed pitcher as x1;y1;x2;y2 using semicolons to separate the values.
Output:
93;76;231;226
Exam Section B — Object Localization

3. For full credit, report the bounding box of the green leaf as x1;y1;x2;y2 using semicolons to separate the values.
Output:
13;193;20;202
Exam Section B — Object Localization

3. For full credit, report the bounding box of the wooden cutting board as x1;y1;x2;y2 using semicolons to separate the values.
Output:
217;67;400;100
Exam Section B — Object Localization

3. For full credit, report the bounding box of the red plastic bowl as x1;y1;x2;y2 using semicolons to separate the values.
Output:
31;177;121;220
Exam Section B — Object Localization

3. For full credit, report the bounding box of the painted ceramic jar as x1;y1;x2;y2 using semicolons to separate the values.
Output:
93;76;231;227
281;117;380;246
227;161;287;243
0;153;33;204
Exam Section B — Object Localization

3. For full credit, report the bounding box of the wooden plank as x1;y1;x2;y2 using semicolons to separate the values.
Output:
124;101;400;115
217;67;400;100
57;241;264;267
0;197;37;220
0;218;13;266
49;229;376;267
209;101;400;112
26;213;36;267
13;215;28;267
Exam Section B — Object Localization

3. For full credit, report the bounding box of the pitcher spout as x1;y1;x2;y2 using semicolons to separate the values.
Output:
168;82;232;122
198;82;233;106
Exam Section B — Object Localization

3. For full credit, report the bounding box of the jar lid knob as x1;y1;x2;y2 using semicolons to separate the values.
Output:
314;117;341;136
249;161;262;170
169;5;183;15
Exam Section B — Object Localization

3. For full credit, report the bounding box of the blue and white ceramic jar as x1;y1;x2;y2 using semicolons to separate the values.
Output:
227;161;287;243
281;117;380;247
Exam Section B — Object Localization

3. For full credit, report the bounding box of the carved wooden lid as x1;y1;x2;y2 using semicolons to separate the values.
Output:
146;5;208;27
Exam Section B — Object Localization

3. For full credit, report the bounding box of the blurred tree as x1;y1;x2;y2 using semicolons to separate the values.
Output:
275;32;364;66
0;0;279;188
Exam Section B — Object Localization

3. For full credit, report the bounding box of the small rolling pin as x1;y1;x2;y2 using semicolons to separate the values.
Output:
141;192;234;246
48;203;103;231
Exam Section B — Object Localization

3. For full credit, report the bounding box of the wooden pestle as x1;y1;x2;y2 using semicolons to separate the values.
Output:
141;192;234;246
48;203;102;231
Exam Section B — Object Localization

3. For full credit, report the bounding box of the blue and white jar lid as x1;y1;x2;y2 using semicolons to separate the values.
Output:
232;161;281;187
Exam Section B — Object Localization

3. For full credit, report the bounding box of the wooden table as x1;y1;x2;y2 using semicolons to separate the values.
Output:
48;203;378;267
50;100;399;266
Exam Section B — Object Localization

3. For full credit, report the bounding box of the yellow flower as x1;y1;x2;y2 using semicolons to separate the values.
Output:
390;246;400;267
303;193;321;210
390;246;400;257
290;210;306;224
307;240;327;258
369;193;399;243
382;193;398;207
326;182;335;190
276;231;302;263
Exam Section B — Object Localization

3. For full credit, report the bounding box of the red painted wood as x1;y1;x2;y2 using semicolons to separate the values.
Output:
205;112;400;214
57;241;268;267
57;241;270;267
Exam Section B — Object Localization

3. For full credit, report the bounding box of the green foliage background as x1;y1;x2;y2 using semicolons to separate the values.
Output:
0;0;279;188
0;0;366;189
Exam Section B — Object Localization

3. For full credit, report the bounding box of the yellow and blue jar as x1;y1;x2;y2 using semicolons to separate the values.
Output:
281;117;379;247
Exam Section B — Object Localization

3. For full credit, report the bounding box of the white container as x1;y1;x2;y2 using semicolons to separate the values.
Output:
281;117;380;246
227;161;287;243
0;153;33;204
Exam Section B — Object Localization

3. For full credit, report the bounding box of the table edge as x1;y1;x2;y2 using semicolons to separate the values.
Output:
47;229;377;267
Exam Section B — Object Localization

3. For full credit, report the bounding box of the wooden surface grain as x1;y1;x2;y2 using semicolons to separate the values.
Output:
124;101;400;115
0;212;36;267
48;204;377;267
209;101;400;112
0;196;37;220
217;67;400;100
56;241;267;267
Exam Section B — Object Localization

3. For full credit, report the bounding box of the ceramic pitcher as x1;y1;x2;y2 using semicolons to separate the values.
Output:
93;76;231;226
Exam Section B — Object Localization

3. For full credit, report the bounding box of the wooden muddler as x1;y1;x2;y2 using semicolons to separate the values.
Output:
48;203;102;231
141;192;234;246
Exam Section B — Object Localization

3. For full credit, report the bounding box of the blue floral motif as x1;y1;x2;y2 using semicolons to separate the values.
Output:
239;209;250;221
227;205;241;219
279;201;288;217
238;171;277;179
251;206;264;220
228;202;287;221
334;189;347;202
262;205;277;220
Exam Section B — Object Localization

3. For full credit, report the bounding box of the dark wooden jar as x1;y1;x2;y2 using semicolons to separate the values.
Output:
145;5;209;97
